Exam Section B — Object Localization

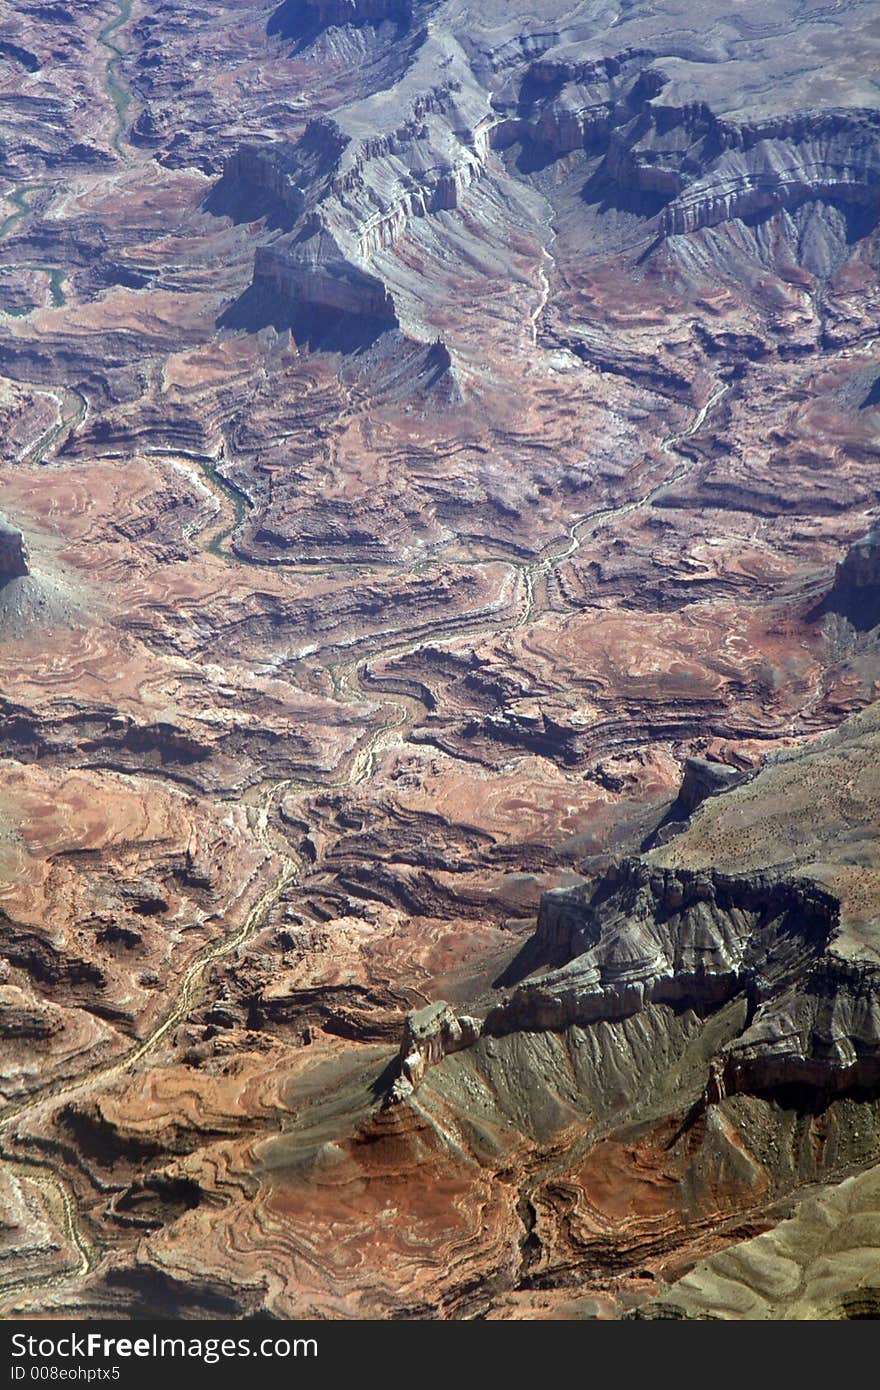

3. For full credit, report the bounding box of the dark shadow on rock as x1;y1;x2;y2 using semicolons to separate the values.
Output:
491;933;552;990
860;376;880;410
513;134;569;176
581;167;671;219
0;40;40;72
810;585;880;632
642;760;749;852
103;1265;246;1318
810;521;880;630
740;198;880;245
369;1053;401;1101
217;284;396;352
738;1079;880;1113
640;808;687;854
268;0;415;50
663;1094;709;1150
267;0;321;47
203;175;299;232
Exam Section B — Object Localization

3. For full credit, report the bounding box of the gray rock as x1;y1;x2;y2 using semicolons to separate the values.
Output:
388;1000;482;1100
0;518;29;580
485;861;837;1038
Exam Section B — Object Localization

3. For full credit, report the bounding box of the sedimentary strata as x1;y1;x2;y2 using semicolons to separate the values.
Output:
1;0;879;1321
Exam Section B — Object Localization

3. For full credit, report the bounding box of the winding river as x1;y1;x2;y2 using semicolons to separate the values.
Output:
0;371;730;1310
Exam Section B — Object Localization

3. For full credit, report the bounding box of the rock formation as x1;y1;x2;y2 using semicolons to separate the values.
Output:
820;521;880;629
389;1000;482;1099
385;700;880;1106
484;863;837;1035
0;0;879;1323
0;518;29;579
219;27;880;347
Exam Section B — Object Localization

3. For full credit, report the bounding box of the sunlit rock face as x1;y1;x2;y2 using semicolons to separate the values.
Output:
221;9;880;352
1;0;880;1321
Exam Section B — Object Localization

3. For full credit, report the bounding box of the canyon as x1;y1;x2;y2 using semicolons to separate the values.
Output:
0;0;878;1319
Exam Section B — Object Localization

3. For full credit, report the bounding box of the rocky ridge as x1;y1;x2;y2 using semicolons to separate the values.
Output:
1;0;880;1322
223;17;880;344
386;696;880;1107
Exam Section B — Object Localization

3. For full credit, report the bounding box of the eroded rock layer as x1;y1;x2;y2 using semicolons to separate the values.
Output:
0;0;879;1321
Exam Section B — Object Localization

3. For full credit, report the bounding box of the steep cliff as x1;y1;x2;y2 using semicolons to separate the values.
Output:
269;0;421;41
0;519;29;580
485;862;837;1035
387;697;880;1106
820;522;880;629
390;1000;482;1099
223;50;496;336
220;17;880;345
722;956;880;1095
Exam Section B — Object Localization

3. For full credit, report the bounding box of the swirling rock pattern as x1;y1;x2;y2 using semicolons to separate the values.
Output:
0;0;880;1321
637;1162;880;1319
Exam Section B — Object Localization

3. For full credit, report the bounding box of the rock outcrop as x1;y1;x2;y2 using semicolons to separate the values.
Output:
0;518;29;580
646;755;751;846
221;55;496;336
389;1000;482;1099
674;757;748;817
270;0;419;39
497;57;880;238
481;861;880;1099
388;700;880;1108
221;30;880;346
722;956;880;1096
484;862;837;1037
820;522;880;629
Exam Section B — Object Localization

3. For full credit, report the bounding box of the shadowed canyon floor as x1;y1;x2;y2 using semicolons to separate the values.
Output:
0;0;879;1319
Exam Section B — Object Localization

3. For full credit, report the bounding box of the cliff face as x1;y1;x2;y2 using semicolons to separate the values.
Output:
482;860;837;1034
382;858;864;1103
383;909;880;1116
221;61;495;334
254;232;399;327
722;956;880;1095
0;519;30;580
386;698;880;1107
674;757;747;816
500;57;880;236
659;114;880;236
390;1000;482;1099
219;26;880;345
820;522;880;629
222;117;350;222
646;755;751;848
271;0;419;36
480;861;880;1098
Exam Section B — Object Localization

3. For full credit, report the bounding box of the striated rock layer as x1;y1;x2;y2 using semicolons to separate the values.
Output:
1;0;880;1321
